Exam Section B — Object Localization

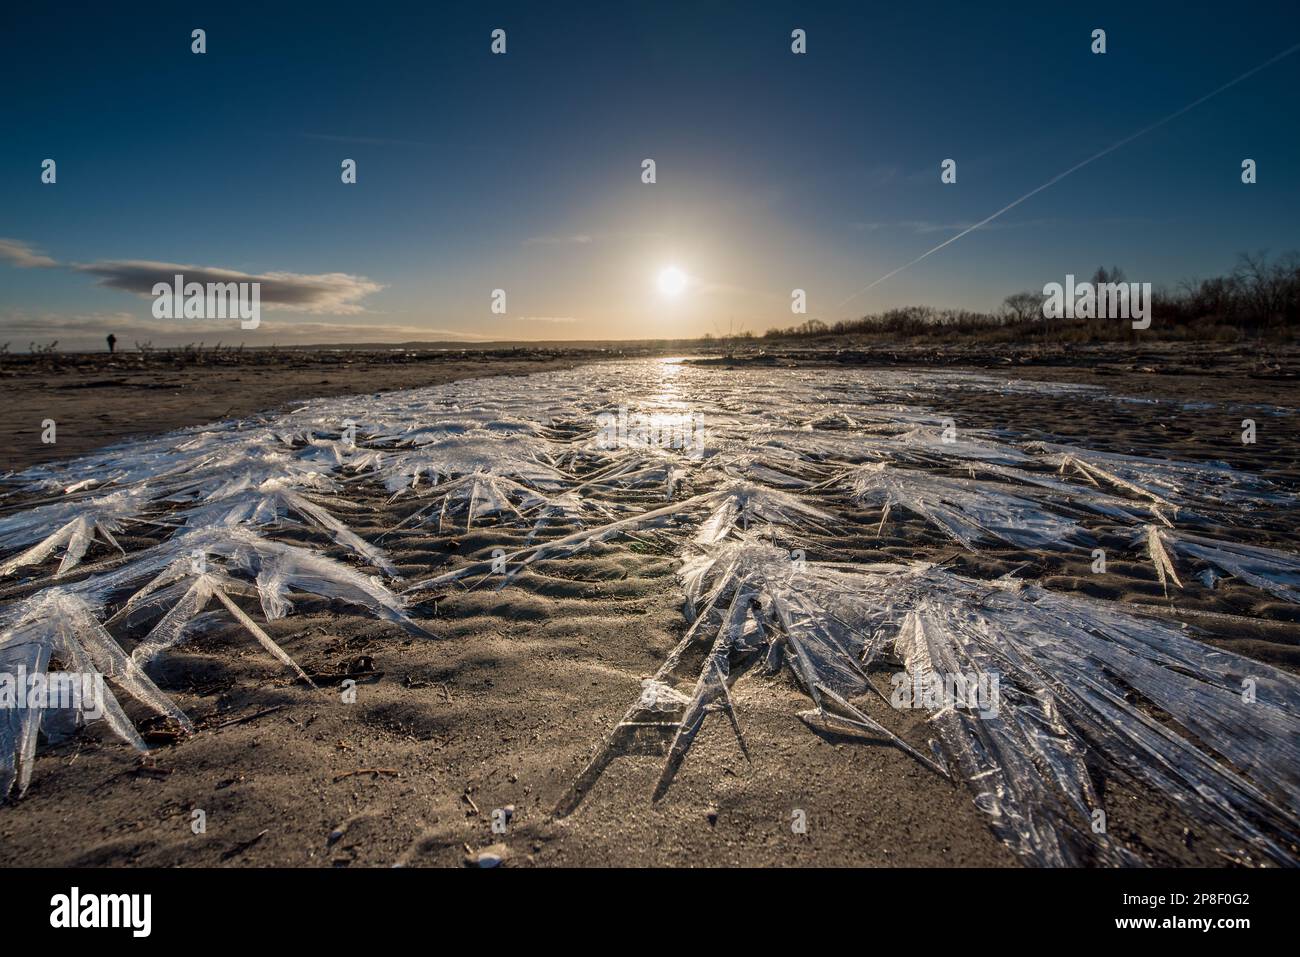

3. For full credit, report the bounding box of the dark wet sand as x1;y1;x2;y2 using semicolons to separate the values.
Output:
2;350;587;471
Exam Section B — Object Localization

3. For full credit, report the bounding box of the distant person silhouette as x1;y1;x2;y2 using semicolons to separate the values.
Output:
106;334;117;354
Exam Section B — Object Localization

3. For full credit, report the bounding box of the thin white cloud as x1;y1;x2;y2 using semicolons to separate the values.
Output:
0;239;385;315
523;234;593;246
513;315;577;323
300;131;433;147
0;238;58;269
74;260;384;314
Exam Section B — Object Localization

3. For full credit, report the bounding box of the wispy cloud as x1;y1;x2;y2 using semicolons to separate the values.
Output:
74;260;383;314
0;238;384;315
0;238;58;269
846;164;902;189
523;234;593;246
300;131;432;147
513;315;577;323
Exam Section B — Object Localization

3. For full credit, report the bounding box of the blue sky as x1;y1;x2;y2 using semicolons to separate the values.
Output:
1;1;1298;347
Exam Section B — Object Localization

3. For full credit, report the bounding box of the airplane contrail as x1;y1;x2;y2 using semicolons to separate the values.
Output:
836;41;1300;312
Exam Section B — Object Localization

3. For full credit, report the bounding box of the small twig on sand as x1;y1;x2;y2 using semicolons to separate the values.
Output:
124;757;173;780
462;791;480;815
211;704;286;730
220;829;269;861
333;768;399;782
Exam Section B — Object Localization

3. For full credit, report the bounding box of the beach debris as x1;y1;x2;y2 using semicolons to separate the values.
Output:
464;842;510;867
332;767;399;782
219;828;268;861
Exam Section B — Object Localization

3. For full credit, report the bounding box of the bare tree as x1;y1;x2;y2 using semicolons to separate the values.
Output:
1091;265;1126;287
1234;251;1288;322
1002;291;1042;324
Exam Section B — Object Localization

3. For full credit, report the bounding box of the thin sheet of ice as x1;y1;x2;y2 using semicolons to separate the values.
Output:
1;358;1297;864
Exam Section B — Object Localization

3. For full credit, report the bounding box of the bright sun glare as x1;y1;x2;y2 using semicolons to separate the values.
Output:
657;266;687;298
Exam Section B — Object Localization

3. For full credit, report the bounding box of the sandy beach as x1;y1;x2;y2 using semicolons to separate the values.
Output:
0;349;588;470
1;345;1295;867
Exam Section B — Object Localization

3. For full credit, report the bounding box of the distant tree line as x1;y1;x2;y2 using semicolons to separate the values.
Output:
763;251;1300;342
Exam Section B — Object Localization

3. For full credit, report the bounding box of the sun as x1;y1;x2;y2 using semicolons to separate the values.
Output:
656;266;688;298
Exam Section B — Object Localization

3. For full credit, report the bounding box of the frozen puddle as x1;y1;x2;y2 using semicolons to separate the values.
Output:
2;359;1299;865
